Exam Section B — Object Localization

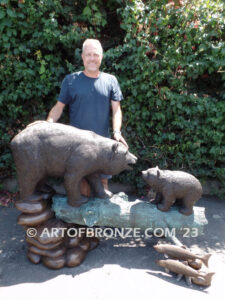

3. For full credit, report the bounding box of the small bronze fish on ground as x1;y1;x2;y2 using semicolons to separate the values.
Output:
154;244;211;267
188;259;202;270
156;259;215;286
191;274;215;287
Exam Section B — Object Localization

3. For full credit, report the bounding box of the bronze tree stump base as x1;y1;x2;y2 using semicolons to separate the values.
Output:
15;191;99;270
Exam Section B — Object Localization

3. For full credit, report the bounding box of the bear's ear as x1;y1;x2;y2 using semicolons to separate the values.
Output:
112;143;119;154
156;165;159;170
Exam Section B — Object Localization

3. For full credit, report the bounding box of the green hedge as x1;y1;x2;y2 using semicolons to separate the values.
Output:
0;0;224;195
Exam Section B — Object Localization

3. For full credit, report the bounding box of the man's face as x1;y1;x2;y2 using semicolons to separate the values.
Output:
82;43;103;74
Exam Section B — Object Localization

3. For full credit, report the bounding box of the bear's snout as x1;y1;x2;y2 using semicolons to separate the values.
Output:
125;152;137;170
129;153;137;163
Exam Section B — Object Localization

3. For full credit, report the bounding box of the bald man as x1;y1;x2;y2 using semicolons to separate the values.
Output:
47;39;128;192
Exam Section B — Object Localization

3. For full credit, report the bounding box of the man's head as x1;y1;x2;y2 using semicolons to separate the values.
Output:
81;39;103;76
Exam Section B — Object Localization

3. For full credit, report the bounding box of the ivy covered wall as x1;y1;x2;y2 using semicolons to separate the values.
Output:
0;0;224;195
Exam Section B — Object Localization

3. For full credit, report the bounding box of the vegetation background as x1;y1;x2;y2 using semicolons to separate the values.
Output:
0;0;224;195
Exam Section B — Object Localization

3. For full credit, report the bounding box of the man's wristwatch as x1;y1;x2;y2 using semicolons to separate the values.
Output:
113;131;121;135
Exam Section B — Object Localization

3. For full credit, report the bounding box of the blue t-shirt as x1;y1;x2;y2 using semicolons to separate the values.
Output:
57;71;123;137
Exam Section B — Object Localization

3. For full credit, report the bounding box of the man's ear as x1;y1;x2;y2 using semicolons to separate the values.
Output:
112;143;119;154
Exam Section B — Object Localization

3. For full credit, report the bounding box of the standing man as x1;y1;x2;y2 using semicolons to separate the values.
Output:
46;39;128;191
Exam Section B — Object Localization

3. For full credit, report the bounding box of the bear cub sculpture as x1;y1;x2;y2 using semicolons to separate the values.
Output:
11;122;137;207
142;166;202;216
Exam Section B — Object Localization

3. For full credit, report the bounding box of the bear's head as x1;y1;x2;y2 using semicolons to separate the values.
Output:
103;142;137;175
142;166;161;188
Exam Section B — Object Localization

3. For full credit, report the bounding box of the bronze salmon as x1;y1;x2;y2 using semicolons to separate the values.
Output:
191;273;215;287
154;244;211;267
156;259;215;283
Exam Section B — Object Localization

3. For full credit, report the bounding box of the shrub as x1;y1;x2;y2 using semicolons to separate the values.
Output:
0;0;224;195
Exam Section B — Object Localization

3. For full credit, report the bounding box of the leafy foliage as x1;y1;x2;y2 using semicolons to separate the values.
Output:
0;0;224;195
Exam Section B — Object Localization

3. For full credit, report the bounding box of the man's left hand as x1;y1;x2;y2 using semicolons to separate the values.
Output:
113;132;129;149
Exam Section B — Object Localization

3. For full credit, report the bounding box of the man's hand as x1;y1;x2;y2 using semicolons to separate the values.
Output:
46;101;65;123
113;132;129;148
26;120;48;127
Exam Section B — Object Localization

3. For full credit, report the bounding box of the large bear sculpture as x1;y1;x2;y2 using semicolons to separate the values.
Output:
11;122;137;207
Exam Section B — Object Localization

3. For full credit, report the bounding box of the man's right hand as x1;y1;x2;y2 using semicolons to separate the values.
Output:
46;101;65;123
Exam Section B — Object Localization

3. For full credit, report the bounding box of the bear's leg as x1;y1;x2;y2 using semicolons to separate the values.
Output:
86;174;113;199
157;193;175;212
36;178;55;196
179;196;194;216
64;173;89;207
17;171;43;201
151;192;163;204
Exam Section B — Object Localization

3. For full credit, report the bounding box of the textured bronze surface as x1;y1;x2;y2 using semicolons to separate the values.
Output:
15;200;47;214
27;251;41;264
188;259;203;270
42;255;66;269
26;236;63;250
26;193;47;203
154;244;211;267
79;238;91;252
153;244;211;266
88;237;99;251
11;122;137;207
65;236;82;249
142;166;202;215
29;245;66;258
15;190;99;269
34;218;66;245
191;273;215;286
156;259;214;280
17;207;54;226
66;247;86;267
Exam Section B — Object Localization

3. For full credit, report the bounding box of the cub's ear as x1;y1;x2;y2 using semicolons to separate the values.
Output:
112;143;119;154
156;166;160;176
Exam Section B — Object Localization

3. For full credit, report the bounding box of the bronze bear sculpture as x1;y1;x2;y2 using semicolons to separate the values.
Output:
142;166;202;216
11;122;137;207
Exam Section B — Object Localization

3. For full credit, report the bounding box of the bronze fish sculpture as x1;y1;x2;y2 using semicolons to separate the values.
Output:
188;259;202;270
154;244;211;267
156;259;215;286
191;274;215;287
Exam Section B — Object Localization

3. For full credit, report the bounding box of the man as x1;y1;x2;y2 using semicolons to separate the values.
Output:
46;39;128;191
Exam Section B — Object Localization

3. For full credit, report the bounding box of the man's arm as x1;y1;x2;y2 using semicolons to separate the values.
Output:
111;100;128;148
26;101;65;127
47;101;66;123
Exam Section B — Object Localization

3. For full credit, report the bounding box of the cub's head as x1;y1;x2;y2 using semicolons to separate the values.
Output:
142;166;161;185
